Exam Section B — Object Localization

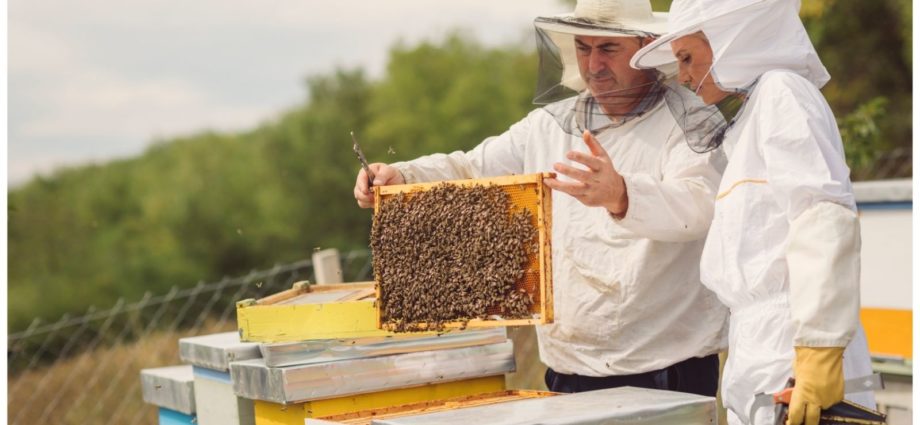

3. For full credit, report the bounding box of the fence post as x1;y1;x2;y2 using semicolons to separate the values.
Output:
313;248;343;284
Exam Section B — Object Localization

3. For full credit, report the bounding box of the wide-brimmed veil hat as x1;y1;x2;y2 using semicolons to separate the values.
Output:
533;0;671;101
628;0;760;71
630;0;830;90
533;0;728;146
534;0;669;37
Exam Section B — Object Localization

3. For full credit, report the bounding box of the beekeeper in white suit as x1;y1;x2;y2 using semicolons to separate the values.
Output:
631;0;875;424
354;0;731;396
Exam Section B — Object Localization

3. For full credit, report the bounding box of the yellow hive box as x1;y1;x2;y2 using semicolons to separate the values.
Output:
253;376;506;425
860;307;912;360
236;282;437;343
308;389;557;425
373;173;555;330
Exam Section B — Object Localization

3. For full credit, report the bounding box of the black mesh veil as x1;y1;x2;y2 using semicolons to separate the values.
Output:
662;79;733;153
533;16;660;105
533;18;740;152
533;25;574;105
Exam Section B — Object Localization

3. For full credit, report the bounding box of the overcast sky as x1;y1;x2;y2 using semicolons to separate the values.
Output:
8;0;570;186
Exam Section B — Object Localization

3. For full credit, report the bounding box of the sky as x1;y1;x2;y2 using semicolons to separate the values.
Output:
8;0;570;186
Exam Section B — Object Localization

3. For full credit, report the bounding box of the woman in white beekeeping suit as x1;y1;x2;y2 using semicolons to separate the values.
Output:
630;0;876;424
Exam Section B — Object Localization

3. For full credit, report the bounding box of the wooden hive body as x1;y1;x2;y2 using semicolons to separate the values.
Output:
252;377;507;425
236;282;407;343
308;390;556;425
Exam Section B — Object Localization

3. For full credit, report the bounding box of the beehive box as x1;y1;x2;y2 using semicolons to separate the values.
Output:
140;365;196;417
306;390;557;425
365;387;717;425
373;173;554;331
231;342;515;404
179;332;261;371
251;377;508;425
259;328;507;367
236;282;407;343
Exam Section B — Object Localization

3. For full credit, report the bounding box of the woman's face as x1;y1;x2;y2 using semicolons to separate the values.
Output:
670;33;730;105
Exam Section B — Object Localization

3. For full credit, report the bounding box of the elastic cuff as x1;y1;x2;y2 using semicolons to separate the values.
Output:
390;163;414;184
611;173;641;225
793;338;850;348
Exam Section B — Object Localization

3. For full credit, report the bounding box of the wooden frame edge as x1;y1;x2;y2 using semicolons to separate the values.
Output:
376;173;546;196
539;173;555;324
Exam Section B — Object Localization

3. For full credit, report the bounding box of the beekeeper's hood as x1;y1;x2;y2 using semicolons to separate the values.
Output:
630;0;830;90
532;0;673;104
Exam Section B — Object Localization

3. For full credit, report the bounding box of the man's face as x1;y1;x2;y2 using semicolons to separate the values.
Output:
574;35;653;111
670;33;730;105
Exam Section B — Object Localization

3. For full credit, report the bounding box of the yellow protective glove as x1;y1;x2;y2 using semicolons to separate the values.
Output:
787;346;845;425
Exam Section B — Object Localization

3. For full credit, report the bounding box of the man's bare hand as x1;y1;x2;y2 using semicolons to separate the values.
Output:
354;163;405;208
544;130;628;216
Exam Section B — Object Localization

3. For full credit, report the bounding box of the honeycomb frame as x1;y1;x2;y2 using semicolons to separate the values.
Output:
373;172;554;330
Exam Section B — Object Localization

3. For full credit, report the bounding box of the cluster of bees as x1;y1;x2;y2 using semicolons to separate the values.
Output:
371;183;537;332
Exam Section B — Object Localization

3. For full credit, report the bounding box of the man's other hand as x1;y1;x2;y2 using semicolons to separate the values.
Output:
354;163;405;208
545;130;628;216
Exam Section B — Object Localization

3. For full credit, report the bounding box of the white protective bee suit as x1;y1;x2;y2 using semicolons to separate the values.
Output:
631;0;875;423
390;93;729;378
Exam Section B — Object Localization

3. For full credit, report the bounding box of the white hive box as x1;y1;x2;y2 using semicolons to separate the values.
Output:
232;341;515;404
179;331;261;370
193;367;256;425
369;386;717;425
141;365;196;414
260;328;507;367
179;332;261;425
140;365;196;424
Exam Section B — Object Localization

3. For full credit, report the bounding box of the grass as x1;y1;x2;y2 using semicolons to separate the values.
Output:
8;321;235;425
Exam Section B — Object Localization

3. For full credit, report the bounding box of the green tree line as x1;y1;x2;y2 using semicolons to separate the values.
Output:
8;0;911;332
8;34;539;332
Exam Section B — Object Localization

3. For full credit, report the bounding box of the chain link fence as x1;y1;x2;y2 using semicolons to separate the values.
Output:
851;147;912;182
7;250;375;425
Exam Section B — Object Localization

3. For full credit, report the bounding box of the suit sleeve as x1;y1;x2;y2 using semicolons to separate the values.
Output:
615;123;725;242
759;73;859;347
